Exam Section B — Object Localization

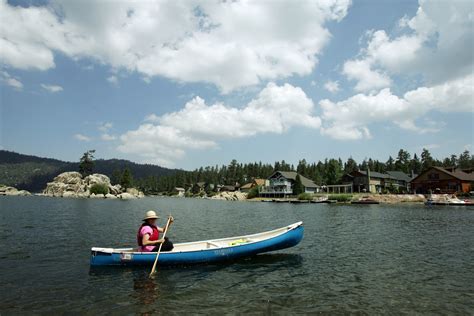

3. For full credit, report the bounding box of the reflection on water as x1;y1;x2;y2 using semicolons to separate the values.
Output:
1;196;474;314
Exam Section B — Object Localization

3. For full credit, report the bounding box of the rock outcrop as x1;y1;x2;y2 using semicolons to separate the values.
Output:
42;172;144;199
0;185;31;196
210;191;247;201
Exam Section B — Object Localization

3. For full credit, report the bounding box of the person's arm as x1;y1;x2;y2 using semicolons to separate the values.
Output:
158;216;174;233
142;234;164;246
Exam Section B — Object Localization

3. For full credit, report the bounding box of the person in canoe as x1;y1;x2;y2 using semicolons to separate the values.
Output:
137;210;174;252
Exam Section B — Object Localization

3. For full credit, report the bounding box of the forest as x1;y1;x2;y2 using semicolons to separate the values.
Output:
134;148;474;194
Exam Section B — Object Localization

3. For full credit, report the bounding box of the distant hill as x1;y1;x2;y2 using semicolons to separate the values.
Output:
0;150;177;192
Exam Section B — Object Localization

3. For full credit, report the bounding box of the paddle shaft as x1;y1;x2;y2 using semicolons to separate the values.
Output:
149;216;172;277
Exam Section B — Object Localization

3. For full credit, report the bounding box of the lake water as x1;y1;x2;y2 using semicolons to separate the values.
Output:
1;196;473;314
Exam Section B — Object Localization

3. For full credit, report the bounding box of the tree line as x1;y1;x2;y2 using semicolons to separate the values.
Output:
133;148;474;194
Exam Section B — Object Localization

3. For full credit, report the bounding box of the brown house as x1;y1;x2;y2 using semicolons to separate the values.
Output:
240;178;266;193
410;166;474;194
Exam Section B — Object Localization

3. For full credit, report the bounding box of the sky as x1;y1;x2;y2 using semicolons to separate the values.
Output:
0;0;473;169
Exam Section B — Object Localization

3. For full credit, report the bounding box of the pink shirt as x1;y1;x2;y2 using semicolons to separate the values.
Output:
139;225;156;252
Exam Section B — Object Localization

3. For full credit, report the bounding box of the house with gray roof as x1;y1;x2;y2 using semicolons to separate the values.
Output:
260;171;319;197
344;169;414;193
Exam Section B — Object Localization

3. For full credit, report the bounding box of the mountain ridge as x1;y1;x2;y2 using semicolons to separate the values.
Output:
0;150;177;192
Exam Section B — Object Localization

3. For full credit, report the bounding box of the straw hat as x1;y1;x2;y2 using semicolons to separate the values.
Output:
143;210;160;221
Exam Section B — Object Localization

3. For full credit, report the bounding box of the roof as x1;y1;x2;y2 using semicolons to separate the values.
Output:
354;170;394;179
269;171;318;188
240;183;253;189
254;179;266;186
174;187;185;191
410;166;474;182
386;171;412;182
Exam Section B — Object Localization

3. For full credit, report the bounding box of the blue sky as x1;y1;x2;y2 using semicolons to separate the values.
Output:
1;0;473;169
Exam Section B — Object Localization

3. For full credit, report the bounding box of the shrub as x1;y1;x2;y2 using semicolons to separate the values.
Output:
298;192;313;201
90;183;109;195
329;194;353;202
207;191;218;197
247;186;260;199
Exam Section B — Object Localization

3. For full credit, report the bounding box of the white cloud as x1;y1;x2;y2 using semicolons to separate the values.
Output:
0;0;352;93
144;114;160;123
74;134;91;142
342;0;473;92
404;74;474;113
101;133;116;141
1;71;23;89
342;58;391;92
118;82;321;166
323;80;340;93
107;75;118;85
320;73;474;140
98;123;115;140
41;84;63;93
98;122;113;132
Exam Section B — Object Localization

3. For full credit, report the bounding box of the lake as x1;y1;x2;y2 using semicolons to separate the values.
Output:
1;196;473;314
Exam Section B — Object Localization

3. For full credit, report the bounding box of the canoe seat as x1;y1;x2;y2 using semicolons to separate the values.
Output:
207;241;220;248
229;238;251;246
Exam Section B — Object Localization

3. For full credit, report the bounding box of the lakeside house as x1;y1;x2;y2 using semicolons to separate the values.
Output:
240;178;265;193
410;166;474;194
260;171;319;197
386;171;414;192
342;169;414;193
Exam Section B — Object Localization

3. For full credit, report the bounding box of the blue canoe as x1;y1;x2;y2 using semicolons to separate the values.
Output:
90;221;303;266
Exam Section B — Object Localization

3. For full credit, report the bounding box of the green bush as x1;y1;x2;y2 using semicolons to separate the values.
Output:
329;194;353;202
247;186;260;199
90;183;109;195
298;192;313;200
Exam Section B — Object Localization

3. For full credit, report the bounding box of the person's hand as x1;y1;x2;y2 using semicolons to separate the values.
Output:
156;238;165;244
169;216;174;223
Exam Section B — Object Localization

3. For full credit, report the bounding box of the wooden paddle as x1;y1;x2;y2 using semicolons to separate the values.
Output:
149;215;172;278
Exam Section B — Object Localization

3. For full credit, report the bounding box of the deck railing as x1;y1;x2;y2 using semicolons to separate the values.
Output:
260;187;293;194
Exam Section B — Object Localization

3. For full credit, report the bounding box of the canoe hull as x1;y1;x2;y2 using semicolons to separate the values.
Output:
90;223;303;266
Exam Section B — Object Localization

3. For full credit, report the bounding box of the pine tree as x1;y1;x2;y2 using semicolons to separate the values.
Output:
458;150;472;169
421;148;434;171
293;174;304;195
120;168;133;189
79;150;95;177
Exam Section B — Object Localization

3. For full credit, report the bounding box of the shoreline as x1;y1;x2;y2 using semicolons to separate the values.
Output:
4;192;473;206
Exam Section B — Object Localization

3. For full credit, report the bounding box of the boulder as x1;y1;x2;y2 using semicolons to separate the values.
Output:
0;186;31;196
210;191;247;201
118;192;136;200
17;190;32;196
109;184;122;195
126;187;145;198
85;174;111;186
62;191;79;198
53;172;83;184
90;193;105;198
105;193;117;199
126;188;139;195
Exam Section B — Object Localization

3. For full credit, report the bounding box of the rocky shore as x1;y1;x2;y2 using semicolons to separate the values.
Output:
41;172;144;199
0;185;31;196
209;191;248;201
